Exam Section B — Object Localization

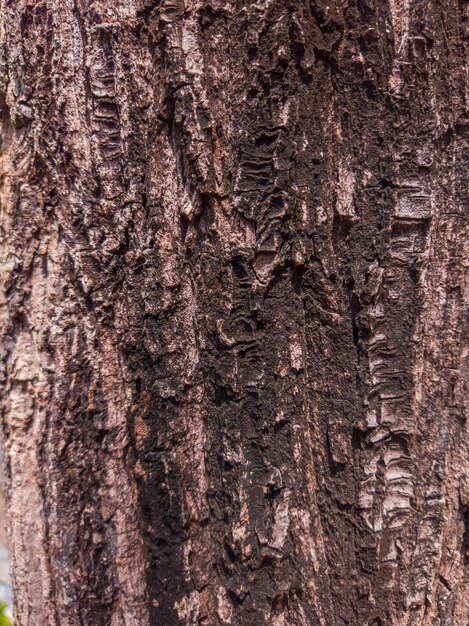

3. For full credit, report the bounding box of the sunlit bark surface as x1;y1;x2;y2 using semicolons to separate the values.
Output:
0;1;467;625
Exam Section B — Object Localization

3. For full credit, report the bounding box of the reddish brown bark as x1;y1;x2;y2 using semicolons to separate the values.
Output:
0;1;467;625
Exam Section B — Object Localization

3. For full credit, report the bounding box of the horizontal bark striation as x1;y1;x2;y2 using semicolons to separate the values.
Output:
0;0;467;625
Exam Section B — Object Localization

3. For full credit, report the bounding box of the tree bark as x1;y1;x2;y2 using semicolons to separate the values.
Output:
0;1;468;625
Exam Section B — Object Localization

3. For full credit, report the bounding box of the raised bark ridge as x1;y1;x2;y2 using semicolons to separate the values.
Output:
0;1;467;625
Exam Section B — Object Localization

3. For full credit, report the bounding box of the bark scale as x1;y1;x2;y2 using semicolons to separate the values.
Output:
0;1;467;625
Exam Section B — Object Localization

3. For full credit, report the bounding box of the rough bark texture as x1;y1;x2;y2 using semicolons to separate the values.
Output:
0;1;468;625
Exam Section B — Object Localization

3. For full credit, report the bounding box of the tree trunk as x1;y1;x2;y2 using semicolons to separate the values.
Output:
0;1;467;625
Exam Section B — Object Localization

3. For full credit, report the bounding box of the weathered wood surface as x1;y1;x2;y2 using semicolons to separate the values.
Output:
0;1;467;625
